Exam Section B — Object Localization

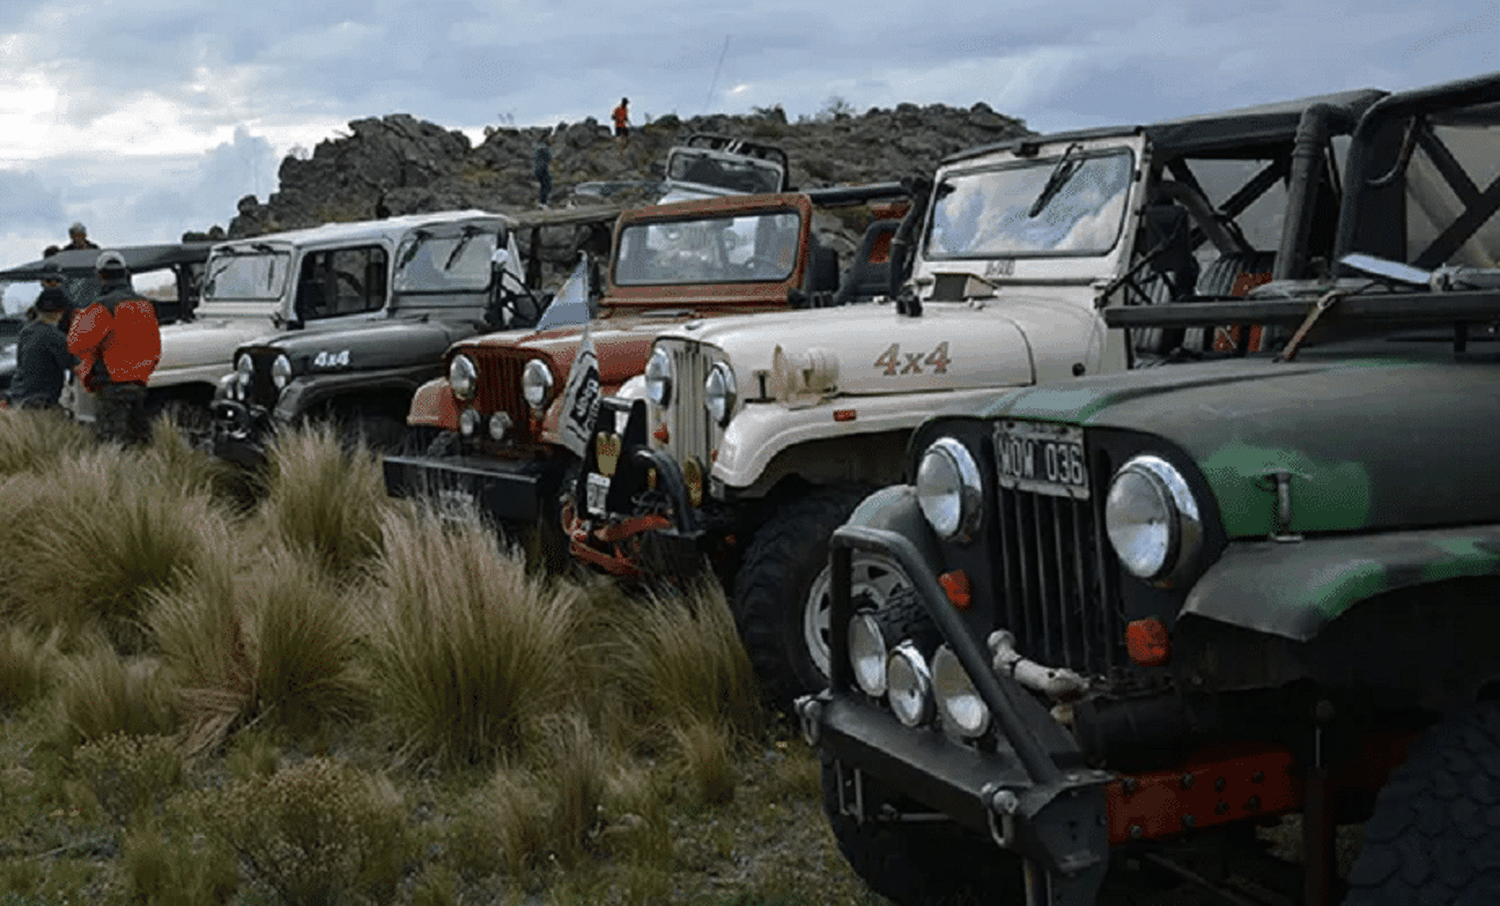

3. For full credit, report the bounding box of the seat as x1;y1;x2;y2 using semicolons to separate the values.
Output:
831;218;902;306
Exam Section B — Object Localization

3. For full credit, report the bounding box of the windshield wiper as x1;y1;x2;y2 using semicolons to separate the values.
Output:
443;226;485;270
396;229;433;272
1028;143;1085;219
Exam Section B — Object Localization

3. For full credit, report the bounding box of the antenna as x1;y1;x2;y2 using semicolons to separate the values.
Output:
702;35;730;115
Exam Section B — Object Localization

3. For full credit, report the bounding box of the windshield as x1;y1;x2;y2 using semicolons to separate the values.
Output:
926;149;1134;259
394;229;499;293
203;250;291;302
613;210;802;285
666;150;783;194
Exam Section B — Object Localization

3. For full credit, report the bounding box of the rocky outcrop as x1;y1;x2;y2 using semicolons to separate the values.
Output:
221;102;1031;238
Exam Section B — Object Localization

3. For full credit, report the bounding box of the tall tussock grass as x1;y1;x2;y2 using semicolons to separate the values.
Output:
259;424;386;575
367;507;586;767
0;449;233;652
151;544;369;753
49;645;179;751
0;408;93;476
0;625;60;712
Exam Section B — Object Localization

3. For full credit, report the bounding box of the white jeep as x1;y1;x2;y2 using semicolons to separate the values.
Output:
569;88;1385;701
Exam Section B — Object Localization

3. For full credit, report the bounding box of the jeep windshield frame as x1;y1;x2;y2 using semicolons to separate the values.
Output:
923;147;1136;260
610;206;803;287
202;245;292;303
392;225;500;297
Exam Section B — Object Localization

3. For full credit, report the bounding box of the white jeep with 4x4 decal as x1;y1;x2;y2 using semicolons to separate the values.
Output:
569;87;1386;702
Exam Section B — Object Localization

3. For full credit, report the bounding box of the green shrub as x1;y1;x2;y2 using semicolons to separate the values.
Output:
73;732;183;824
258;424;386;575
367;508;584;767
206;757;408;906
151;545;369;753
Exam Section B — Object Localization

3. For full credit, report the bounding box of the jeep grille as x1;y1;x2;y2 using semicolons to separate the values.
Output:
995;482;1126;677
657;338;714;472
471;349;539;446
246;350;280;409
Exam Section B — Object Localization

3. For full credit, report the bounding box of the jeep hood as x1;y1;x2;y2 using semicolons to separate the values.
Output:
463;311;710;384
247;318;481;373
156;317;279;374
989;354;1500;538
660;291;1107;395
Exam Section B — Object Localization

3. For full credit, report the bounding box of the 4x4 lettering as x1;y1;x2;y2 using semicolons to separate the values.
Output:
925;341;951;374
312;349;351;369
874;343;901;375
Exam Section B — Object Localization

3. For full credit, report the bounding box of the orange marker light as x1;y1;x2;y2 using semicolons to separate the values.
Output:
833;409;857;422
653;424;670;443
938;570;971;610
1126;618;1170;666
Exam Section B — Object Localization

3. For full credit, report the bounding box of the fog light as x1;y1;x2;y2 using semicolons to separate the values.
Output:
848;612;891;697
459;408;481;437
488;411;513;442
933;645;990;738
887;641;934;727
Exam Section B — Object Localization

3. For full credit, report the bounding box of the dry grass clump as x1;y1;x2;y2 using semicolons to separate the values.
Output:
605;579;764;749
0;625;59;712
366;507;585;767
205;756;409;906
0;408;93;475
150;544;369;753
48;644;179;753
120;816;239;906
258;424;387;575
0;449;233;653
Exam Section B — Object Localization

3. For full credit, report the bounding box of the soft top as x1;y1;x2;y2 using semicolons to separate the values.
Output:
0;242;214;282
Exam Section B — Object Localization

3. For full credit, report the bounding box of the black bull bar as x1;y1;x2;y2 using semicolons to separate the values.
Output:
799;524;1112;903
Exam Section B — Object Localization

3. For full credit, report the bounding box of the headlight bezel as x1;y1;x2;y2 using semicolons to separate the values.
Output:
915;437;985;542
886;641;935;727
449;354;479;401
847;611;891;698
932;645;991;738
644;347;673;408
233;353;253;400
521;358;555;412
704;362;737;426
1104;454;1203;586
270;353;292;391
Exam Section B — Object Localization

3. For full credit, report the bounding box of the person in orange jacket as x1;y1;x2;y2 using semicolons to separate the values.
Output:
67;250;161;444
612;97;630;148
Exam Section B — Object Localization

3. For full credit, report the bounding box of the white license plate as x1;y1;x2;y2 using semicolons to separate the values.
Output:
994;421;1089;499
585;472;611;516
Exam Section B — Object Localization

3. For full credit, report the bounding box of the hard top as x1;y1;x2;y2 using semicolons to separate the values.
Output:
943;87;1387;166
0;242;214;282
209;209;513;255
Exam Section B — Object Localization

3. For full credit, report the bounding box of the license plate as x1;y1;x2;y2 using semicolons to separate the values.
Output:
994;421;1089;499
585;472;612;516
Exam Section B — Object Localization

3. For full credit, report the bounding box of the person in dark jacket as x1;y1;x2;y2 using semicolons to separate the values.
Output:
6;287;73;409
67;250;160;444
533;133;553;206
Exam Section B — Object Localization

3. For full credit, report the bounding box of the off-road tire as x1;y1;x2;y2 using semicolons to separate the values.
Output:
1344;705;1500;903
733;487;908;704
821;757;1025;905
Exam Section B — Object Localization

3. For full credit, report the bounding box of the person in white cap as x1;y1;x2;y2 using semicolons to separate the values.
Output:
67;251;160;443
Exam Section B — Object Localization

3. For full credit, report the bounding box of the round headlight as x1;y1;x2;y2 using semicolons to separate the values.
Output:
449;354;478;401
234;353;253;399
886;641;935;727
933;645;990;738
270;353;292;390
1104;455;1202;583
848;612;891;697
644;347;673;407
459;408;482;437
704;362;737;426
915;438;984;542
522;358;554;411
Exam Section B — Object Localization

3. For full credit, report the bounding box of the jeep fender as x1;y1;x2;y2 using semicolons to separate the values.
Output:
405;376;460;432
712;387;1011;490
273;366;435;423
843;485;946;574
1182;524;1500;641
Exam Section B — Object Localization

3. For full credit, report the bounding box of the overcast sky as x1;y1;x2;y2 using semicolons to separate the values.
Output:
2;0;1499;272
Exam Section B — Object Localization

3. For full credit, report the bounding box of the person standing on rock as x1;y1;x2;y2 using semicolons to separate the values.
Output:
67;250;161;444
533;131;554;207
612;98;631;148
64;222;99;251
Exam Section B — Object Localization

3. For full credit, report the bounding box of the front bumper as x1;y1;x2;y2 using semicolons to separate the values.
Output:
211;399;272;468
800;523;1111;903
382;449;560;525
